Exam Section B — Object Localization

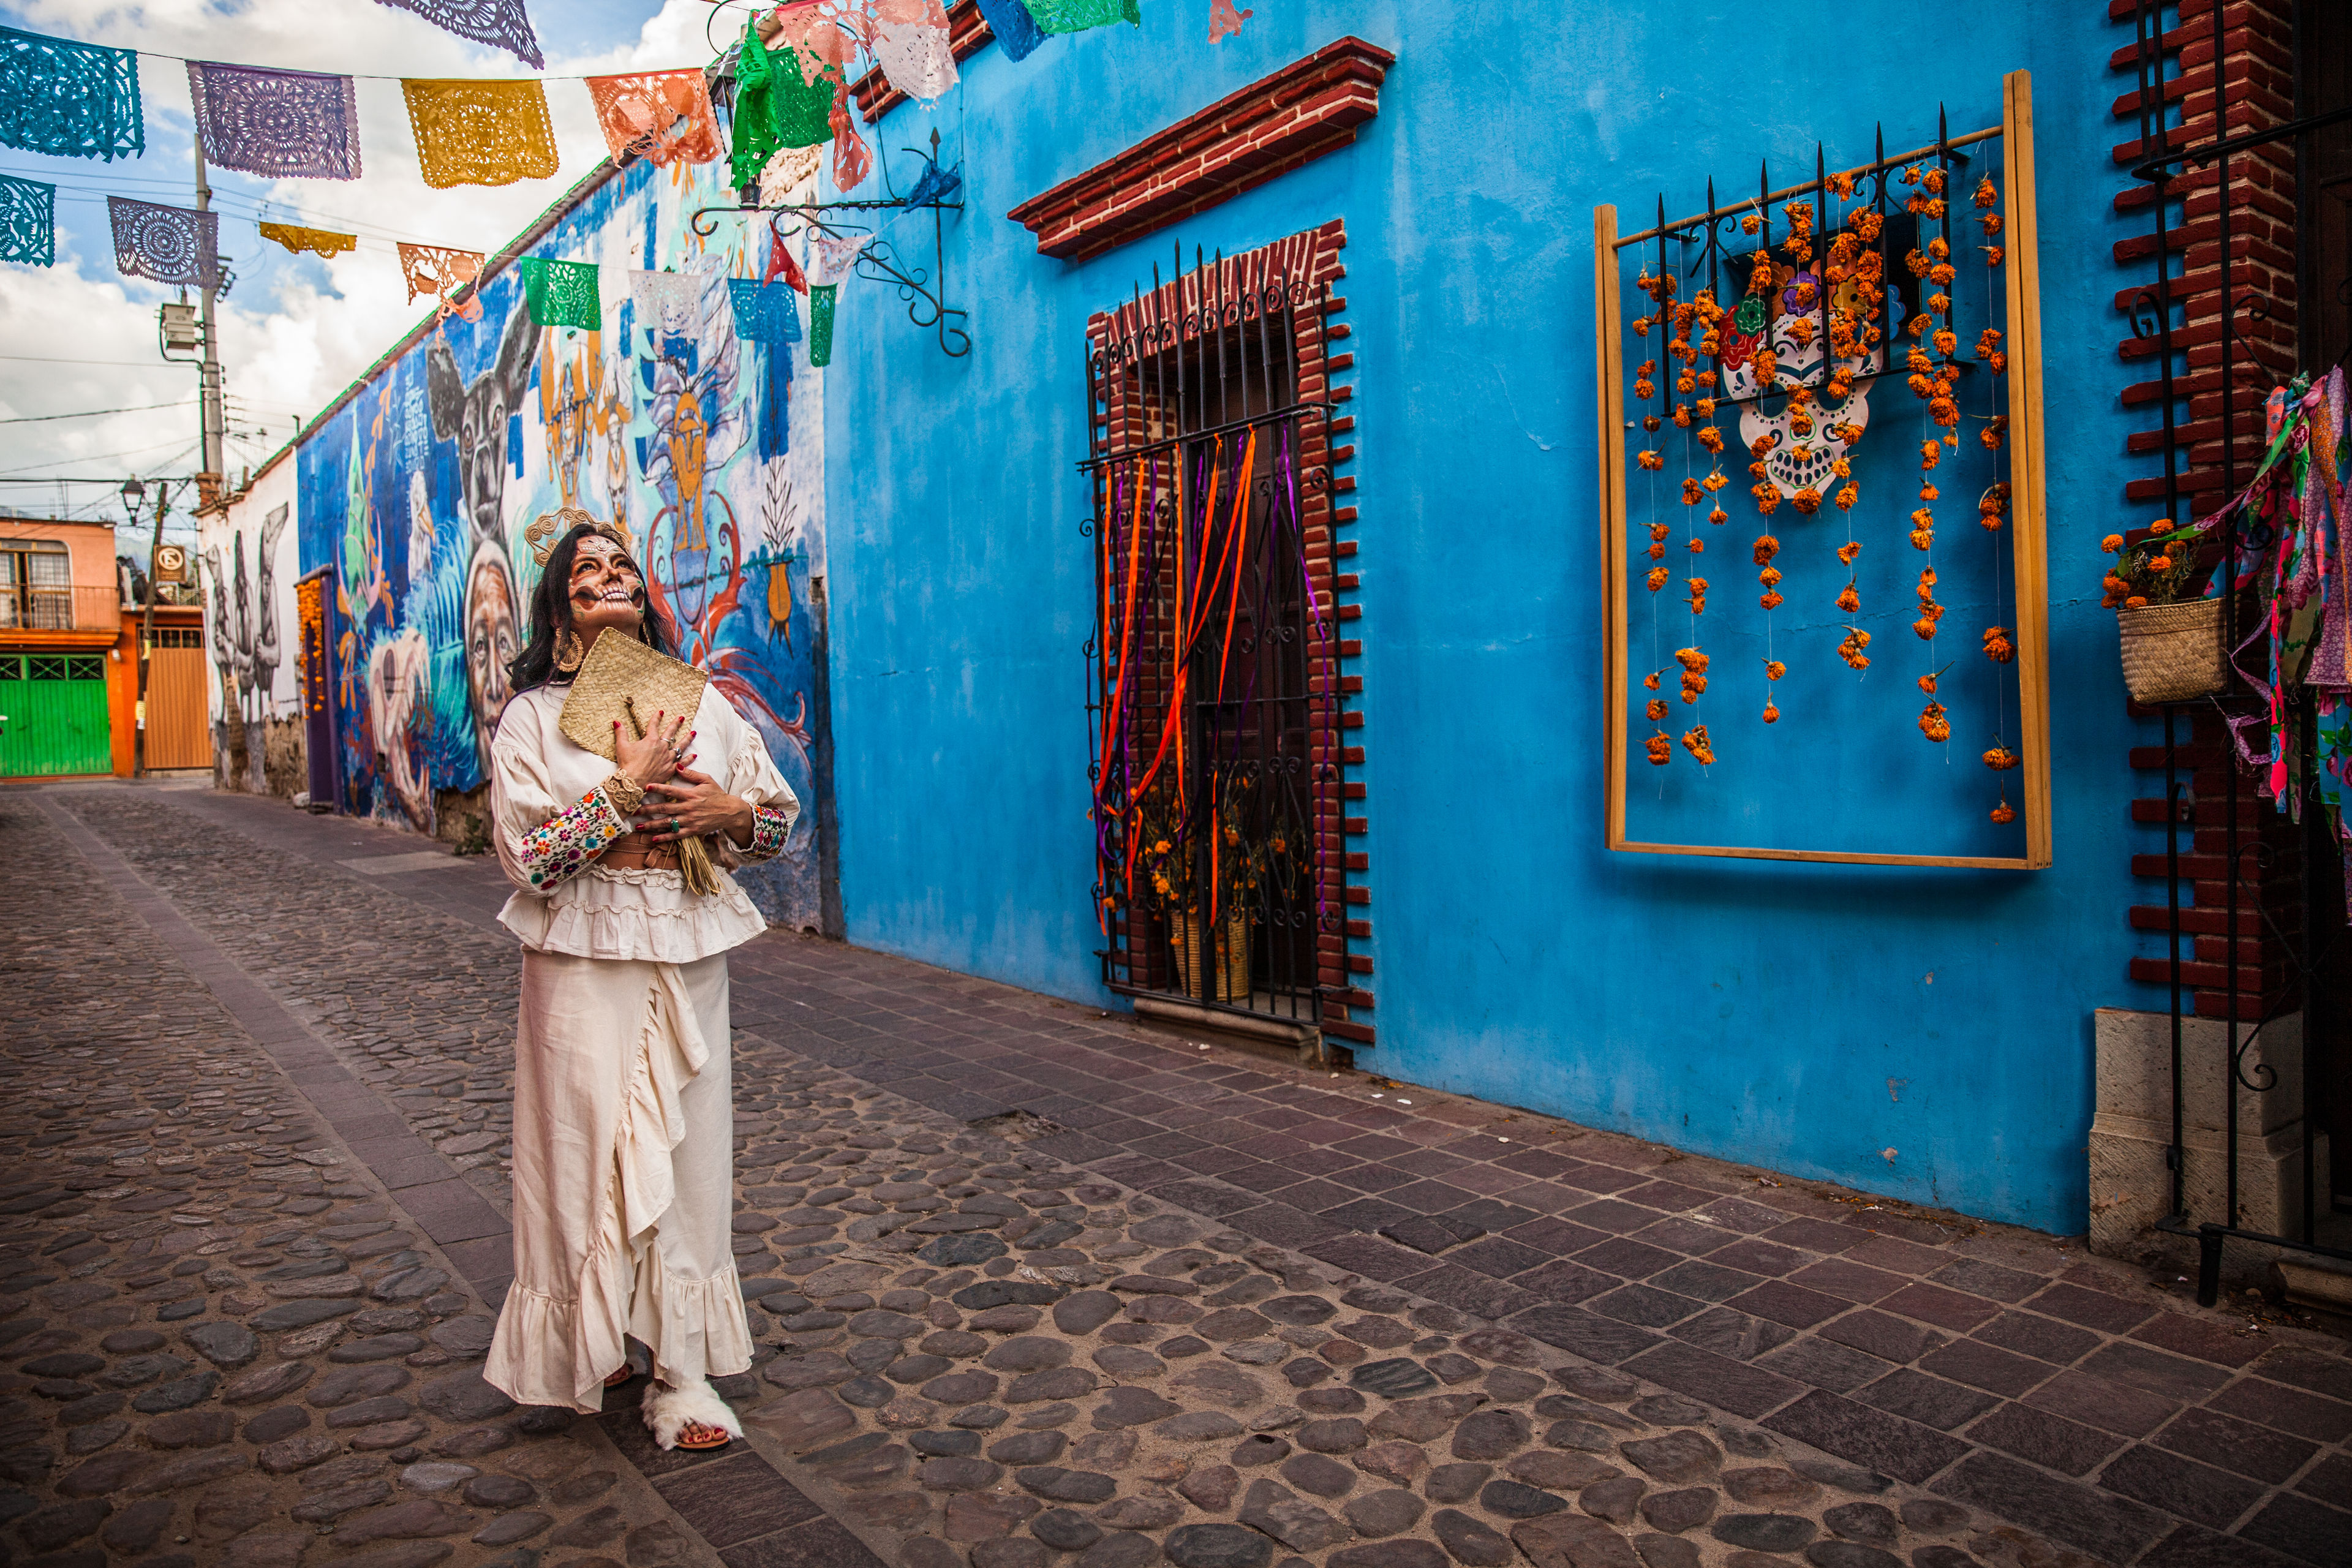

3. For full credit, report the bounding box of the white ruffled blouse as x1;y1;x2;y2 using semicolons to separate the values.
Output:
489;679;799;963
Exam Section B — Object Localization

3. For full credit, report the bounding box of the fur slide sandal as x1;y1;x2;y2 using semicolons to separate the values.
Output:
642;1378;742;1451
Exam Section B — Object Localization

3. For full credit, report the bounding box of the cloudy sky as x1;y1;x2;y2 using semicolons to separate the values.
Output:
0;0;751;537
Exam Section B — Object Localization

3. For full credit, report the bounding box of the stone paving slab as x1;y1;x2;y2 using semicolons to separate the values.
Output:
0;794;732;1568
36;783;2352;1568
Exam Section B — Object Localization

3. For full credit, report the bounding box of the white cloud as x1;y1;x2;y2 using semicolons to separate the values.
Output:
0;0;745;513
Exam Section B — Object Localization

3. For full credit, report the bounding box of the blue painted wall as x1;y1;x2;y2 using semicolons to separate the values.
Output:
821;0;2147;1233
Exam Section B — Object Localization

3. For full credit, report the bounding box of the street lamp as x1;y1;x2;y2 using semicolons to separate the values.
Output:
121;476;145;522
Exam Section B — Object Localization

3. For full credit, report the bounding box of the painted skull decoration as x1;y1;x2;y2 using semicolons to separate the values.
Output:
1717;268;1883;500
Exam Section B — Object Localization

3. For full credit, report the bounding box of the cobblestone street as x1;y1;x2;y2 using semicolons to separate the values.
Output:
4;782;2348;1568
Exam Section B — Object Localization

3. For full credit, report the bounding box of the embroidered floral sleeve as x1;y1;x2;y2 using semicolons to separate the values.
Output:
515;785;630;889
735;803;795;864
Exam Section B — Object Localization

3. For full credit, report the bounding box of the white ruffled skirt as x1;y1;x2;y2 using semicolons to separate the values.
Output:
485;949;751;1414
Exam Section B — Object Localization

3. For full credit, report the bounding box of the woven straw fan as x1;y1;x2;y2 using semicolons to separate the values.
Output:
558;633;723;895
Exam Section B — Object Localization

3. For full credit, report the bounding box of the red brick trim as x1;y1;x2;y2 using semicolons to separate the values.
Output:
1085;220;1373;1047
850;1;996;125
2109;0;2302;1022
1011;37;1393;263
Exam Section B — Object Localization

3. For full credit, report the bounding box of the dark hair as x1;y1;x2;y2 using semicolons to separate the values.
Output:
507;521;676;693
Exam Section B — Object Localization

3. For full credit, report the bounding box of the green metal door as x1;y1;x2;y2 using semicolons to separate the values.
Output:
0;653;112;777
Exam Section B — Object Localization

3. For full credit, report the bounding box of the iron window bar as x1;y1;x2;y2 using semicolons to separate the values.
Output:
2128;0;2349;1306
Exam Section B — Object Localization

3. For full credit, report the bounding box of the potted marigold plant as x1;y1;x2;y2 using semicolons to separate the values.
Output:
2100;525;2223;704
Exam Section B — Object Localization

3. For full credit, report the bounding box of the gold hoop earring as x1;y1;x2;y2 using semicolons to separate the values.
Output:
556;630;585;673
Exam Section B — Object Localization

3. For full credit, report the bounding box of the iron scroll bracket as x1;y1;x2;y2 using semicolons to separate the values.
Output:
688;129;972;358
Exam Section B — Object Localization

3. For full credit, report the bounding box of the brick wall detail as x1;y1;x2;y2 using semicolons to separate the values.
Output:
1011;39;1394;263
2111;0;2303;1020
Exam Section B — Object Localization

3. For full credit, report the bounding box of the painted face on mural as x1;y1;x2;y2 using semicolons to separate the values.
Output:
567;534;647;644
465;545;519;764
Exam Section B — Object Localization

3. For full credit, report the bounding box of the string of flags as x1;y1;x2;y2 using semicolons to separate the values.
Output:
0;0;1182;309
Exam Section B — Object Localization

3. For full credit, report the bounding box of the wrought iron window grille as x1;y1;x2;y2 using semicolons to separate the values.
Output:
1082;239;1346;1030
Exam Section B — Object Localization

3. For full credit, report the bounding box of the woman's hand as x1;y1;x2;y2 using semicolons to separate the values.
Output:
615;712;692;791
636;765;755;846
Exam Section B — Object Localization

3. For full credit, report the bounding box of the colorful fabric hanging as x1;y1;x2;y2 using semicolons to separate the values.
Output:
971;0;1047;61
402;78;558;190
374;0;543;70
519;257;600;330
108;197;219;290
807;283;839;368
827;86;872;192
585;69;721;167
0;26;142;163
257;221;357;258
0;175;55;266
763;229;808;293
728;277;802;344
871;0;959;104
630;269;703;333
1020;0;1140;34
186;62;361;181
398;242;484;322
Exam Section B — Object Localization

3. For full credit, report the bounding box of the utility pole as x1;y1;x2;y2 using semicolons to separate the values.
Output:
195;141;225;493
132;479;168;779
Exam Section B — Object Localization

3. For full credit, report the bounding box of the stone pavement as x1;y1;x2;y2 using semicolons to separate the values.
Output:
5;782;2348;1568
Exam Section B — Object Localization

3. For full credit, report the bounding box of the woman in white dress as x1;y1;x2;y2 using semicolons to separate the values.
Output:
483;514;798;1450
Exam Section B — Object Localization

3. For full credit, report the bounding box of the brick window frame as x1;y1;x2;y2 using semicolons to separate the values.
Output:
1085;222;1373;1046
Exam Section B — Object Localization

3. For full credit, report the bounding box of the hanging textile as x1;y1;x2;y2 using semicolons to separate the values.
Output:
1020;0;1140;34
971;0;1047;61
763;229;808;293
108;197;219;290
0;175;55;266
728;278;802;344
398;242;484;322
900;158;962;211
584;69;721;167
807;230;870;287
0;26;141;162
2193;366;2352;914
807;284;839;368
871;0;959;105
1207;0;1251;43
257;221;357;258
402;78;559;190
630;269;703;334
373;0;543;70
186;62;361;181
519;257;601;330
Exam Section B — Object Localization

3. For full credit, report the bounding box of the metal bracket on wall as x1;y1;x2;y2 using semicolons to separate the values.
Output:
690;129;971;359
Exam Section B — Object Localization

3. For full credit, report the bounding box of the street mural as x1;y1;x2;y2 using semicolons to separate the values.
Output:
287;153;833;929
199;459;301;793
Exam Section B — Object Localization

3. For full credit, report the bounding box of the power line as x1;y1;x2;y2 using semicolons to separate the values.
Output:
0;435;203;478
0;399;198;425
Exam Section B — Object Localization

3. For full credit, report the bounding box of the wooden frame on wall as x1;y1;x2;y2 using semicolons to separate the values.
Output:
1596;69;2052;870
